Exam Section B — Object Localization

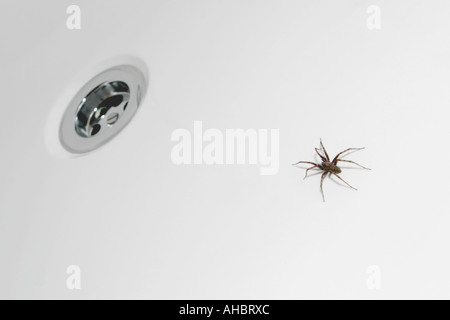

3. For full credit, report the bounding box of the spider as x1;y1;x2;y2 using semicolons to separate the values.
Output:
293;139;370;201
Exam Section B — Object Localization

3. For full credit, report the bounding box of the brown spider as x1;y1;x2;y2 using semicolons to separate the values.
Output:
293;139;370;201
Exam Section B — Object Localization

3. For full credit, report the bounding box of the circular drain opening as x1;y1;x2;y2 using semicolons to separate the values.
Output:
60;65;147;153
75;81;129;138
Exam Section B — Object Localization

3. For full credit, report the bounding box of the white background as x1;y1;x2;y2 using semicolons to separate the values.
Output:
1;0;450;299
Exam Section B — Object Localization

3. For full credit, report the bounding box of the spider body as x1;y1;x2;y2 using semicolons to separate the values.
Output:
293;139;370;201
321;161;341;174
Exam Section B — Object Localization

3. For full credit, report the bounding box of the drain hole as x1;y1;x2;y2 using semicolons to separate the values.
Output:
94;107;108;120
91;124;101;136
99;95;123;109
75;81;130;138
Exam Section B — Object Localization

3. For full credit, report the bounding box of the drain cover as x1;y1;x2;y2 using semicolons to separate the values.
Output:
60;65;147;153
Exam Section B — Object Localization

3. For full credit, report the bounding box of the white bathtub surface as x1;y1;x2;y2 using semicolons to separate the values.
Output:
1;0;450;299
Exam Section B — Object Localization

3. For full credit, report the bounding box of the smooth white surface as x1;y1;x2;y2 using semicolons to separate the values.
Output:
1;0;450;299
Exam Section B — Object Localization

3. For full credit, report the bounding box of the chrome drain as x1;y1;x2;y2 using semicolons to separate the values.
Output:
75;81;130;138
60;65;147;153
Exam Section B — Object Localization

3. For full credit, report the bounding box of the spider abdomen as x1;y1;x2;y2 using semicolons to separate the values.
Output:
331;165;342;174
322;162;341;173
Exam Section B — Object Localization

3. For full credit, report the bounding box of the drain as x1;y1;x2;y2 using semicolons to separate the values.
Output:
75;81;129;137
60;65;147;153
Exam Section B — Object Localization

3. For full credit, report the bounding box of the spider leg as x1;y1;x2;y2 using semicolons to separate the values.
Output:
292;161;317;166
315;148;327;162
332;147;365;164
337;159;371;170
332;173;357;190
304;164;320;179
320;139;330;161
320;172;327;202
